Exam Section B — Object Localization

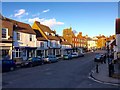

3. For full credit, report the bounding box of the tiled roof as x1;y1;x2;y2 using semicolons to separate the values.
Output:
1;19;13;42
34;29;47;41
61;41;72;45
47;35;60;41
34;21;60;41
5;18;36;35
37;37;48;41
58;36;72;45
111;39;116;46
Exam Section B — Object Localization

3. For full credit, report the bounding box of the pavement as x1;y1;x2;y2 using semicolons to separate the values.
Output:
89;62;120;86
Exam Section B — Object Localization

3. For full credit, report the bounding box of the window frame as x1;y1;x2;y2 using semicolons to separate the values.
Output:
30;34;32;41
2;28;8;39
17;32;21;40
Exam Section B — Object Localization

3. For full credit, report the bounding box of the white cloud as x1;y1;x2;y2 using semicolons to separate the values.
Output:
42;9;50;13
41;18;64;27
28;17;64;27
14;9;28;17
28;17;44;23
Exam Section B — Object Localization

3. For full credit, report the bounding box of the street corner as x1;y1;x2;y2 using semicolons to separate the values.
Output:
88;65;120;86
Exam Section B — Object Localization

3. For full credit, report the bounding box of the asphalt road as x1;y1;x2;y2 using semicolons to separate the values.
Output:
2;50;118;88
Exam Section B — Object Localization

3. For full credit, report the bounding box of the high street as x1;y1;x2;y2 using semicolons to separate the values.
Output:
2;51;117;88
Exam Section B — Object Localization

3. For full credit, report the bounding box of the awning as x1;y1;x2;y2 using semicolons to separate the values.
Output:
14;47;37;50
37;47;48;50
64;48;73;50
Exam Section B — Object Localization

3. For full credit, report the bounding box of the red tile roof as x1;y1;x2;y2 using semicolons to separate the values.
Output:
5;17;36;35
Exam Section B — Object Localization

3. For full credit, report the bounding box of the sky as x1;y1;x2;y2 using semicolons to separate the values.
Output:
2;2;118;37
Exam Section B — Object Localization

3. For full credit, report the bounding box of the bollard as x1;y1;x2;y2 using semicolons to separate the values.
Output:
96;64;99;73
109;63;112;77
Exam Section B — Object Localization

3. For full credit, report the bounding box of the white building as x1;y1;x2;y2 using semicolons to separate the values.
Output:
87;37;97;50
58;36;72;56
0;17;13;59
8;19;37;61
32;21;61;58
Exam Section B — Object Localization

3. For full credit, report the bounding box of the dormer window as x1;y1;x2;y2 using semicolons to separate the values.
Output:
2;28;8;39
45;32;49;35
51;33;55;36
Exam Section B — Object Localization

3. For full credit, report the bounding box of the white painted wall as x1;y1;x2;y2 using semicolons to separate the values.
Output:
36;40;47;48
48;40;61;48
61;45;71;49
87;40;97;50
14;31;36;47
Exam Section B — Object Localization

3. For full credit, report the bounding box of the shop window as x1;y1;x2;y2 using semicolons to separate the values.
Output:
2;49;9;58
14;48;22;58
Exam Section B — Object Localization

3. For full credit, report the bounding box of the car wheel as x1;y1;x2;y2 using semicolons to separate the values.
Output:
10;67;14;71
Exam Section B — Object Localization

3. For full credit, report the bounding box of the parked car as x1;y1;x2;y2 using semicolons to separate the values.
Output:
94;54;102;62
63;54;72;60
21;57;44;67
78;48;85;57
1;59;16;72
43;55;58;63
71;52;78;58
78;53;84;57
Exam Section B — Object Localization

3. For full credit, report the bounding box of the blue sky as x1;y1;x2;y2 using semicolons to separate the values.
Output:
2;2;118;37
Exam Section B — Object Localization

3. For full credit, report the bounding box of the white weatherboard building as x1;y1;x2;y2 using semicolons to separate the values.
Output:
7;19;37;61
1;17;13;59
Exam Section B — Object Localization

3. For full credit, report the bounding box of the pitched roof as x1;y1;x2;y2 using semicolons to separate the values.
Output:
34;29;47;41
5;18;36;35
61;41;72;45
1;18;13;42
111;39;116;46
58;36;72;45
34;21;60;41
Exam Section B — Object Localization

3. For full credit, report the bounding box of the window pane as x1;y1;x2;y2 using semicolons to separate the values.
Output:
2;28;7;38
30;34;32;41
17;33;20;40
16;52;18;57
